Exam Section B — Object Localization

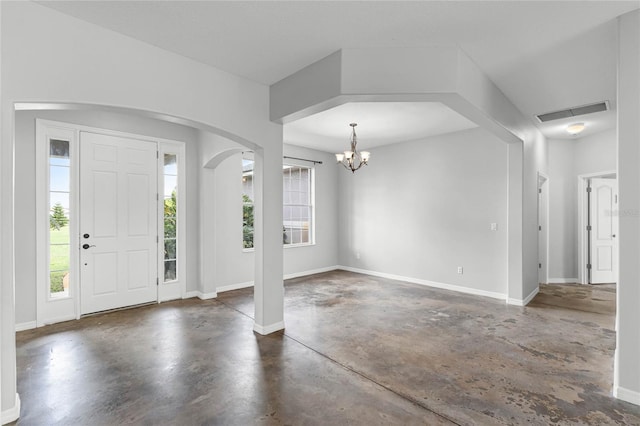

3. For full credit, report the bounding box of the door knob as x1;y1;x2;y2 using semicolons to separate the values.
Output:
82;244;95;249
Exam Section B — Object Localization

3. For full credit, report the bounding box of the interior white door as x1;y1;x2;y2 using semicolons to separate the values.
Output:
589;178;618;284
80;132;158;314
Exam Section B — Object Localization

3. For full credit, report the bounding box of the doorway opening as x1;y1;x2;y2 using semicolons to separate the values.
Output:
577;171;618;285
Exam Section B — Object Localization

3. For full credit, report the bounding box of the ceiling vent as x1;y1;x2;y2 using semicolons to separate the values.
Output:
535;101;609;123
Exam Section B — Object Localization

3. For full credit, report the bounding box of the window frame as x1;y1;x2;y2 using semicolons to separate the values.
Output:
241;156;315;252
158;141;186;302
282;162;315;248
241;153;255;252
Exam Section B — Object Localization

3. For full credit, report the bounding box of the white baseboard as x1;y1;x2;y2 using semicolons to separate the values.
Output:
508;286;540;306
614;386;640;406
197;291;217;300
216;266;340;294
253;320;285;335
15;321;37;332
284;266;338;280
217;281;254;294
547;278;578;284
1;393;20;425
337;266;506;301
183;290;217;300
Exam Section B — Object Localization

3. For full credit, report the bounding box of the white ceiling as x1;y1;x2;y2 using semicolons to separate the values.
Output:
285;102;477;153
38;1;639;145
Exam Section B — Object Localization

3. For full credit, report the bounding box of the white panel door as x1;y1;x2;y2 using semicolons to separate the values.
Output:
80;132;158;314
590;178;618;284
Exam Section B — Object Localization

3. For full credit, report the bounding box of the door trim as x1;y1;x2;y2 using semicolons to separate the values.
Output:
577;170;616;285
537;172;549;285
36;119;187;327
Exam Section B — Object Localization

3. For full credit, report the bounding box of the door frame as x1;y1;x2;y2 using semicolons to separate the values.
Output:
537;172;549;285
577;170;617;285
36;119;187;326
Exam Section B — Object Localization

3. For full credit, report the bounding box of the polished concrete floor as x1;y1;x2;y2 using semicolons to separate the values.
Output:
13;271;640;425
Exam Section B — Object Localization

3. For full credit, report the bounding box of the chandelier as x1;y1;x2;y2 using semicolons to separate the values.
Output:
335;123;370;173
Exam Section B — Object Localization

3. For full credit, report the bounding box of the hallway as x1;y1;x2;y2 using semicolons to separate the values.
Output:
14;271;640;425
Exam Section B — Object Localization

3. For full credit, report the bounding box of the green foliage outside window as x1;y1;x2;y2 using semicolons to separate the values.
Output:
243;194;254;248
49;203;68;230
164;190;177;235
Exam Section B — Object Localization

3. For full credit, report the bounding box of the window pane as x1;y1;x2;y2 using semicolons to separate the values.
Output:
164;196;176;217
164;239;176;260
164;217;176;238
49;201;70;231
242;158;255;249
164;154;177;175
50;270;69;295
164;260;177;281
50;157;70;167
50;139;69;159
50;193;70;212
164;175;178;198
163;152;179;283
49;243;69;295
50;165;70;192
282;164;313;246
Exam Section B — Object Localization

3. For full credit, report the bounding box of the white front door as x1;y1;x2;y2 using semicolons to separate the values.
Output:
590;178;618;284
80;132;158;314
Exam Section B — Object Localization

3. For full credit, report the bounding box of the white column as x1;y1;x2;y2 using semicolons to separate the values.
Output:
615;9;640;406
253;142;284;335
1;76;20;426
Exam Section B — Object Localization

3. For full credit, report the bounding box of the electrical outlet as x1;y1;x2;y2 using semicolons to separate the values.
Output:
491;223;498;231
457;266;463;274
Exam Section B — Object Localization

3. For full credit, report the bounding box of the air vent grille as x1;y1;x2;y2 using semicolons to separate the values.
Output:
536;101;609;123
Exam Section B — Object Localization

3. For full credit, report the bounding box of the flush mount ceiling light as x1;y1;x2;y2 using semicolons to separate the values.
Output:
335;123;370;173
566;122;586;136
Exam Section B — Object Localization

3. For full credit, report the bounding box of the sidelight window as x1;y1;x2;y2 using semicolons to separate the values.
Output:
163;154;178;282
49;139;71;298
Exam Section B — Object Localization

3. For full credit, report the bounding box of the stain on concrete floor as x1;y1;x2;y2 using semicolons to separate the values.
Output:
14;271;640;425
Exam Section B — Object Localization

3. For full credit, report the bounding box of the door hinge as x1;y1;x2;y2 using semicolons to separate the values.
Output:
539;225;542;231
586;187;592;193
156;235;159;243
157;193;159;201
539;263;542;269
587;225;592;231
538;188;542;194
157;151;159;159
587;263;592;270
157;277;159;285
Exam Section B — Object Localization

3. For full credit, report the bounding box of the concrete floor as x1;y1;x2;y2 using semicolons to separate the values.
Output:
13;271;640;425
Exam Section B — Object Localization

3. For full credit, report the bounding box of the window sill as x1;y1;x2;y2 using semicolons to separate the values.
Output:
284;243;315;249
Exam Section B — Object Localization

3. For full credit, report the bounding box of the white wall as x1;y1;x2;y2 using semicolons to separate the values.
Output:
2;1;284;415
201;140;339;292
547;129;616;281
338;127;508;298
615;9;640;405
13;110;201;326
